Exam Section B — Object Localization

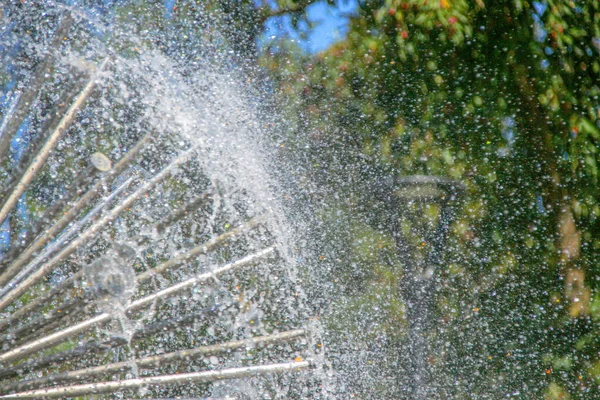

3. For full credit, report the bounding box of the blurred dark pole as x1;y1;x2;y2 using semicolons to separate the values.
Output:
390;175;464;399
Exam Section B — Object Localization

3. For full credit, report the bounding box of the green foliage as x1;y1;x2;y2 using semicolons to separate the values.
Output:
260;0;600;397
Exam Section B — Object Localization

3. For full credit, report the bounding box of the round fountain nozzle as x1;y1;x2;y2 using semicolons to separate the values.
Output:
84;243;136;302
90;152;112;172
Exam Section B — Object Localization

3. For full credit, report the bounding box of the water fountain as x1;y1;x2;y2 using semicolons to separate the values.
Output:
0;4;321;398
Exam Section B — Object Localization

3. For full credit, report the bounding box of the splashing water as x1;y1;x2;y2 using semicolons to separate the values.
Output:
0;3;328;399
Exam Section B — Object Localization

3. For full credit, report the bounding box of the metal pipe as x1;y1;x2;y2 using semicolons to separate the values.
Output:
0;94;21;152
0;247;276;365
0;192;211;334
129;246;275;312
0;215;259;334
137;216;264;283
0;338;125;381
7;307;211;361
0;297;88;348
0;307;223;380
0;141;193;314
26;152;112;235
0;270;84;335
9;299;226;355
0;13;74;162
0;313;110;366
4;261;221;349
0;360;312;399
0;71;87;197
153;193;212;235
0;57;110;229
0;131;152;277
0;177;134;293
2;329;307;392
132;192;213;247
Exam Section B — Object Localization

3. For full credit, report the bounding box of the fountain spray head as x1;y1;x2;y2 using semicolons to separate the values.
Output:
89;152;112;172
84;243;137;302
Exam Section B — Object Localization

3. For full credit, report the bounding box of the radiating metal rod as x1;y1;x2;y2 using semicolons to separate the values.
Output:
0;215;261;335
0;131;153;277
137;216;264;283
0;95;20;153
153;193;212;235
0;247;275;365
2;329;307;392
8;313;81;350
0;307;222;380
0;143;195;314
7;301;220;356
0;271;84;335
0;313;109;366
0;177;134;293
128;246;275;313
12;73;89;176
0;71;88;199
0;338;125;382
0;57;110;229
0;296;88;348
0;308;215;380
0;13;73;162
133;192;213;247
0;186;201;331
24;152;111;240
0;360;312;399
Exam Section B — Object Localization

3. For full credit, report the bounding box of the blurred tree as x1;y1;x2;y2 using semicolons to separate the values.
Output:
260;0;600;398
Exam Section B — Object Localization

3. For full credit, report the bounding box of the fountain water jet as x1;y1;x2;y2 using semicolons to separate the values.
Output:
0;4;321;398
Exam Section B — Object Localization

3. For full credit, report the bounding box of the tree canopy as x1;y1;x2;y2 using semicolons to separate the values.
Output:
259;0;600;398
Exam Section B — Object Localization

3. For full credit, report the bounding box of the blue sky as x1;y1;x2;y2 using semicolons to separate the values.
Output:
64;0;356;53
163;0;358;53
261;0;358;54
